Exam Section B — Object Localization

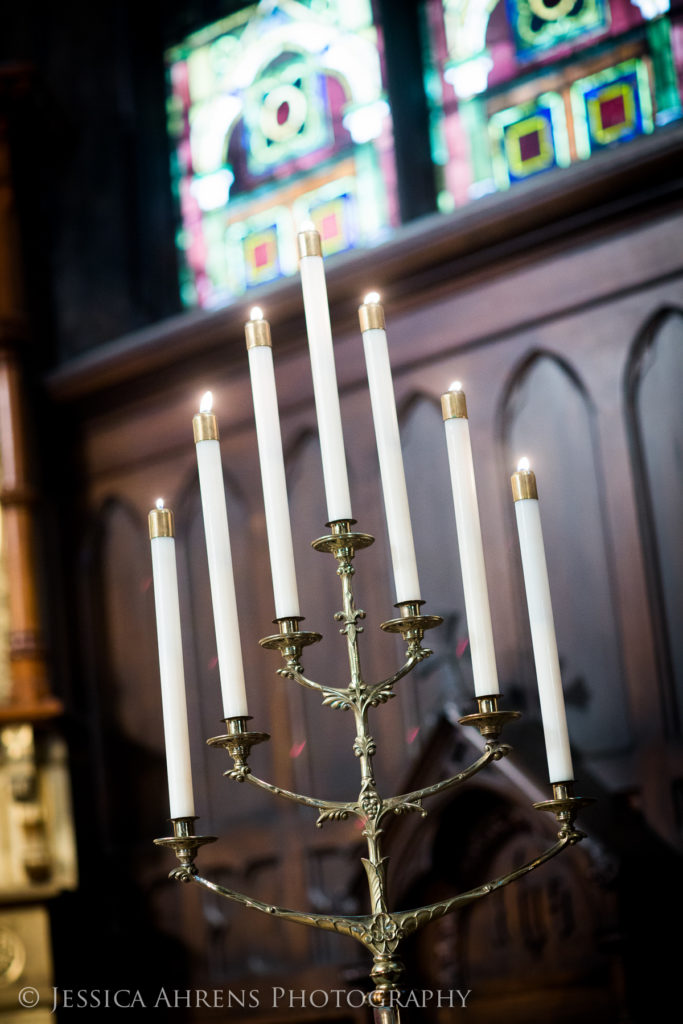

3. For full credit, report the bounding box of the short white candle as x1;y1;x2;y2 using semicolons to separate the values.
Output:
442;383;499;697
297;223;352;523
512;460;574;783
359;293;421;604
193;392;248;719
149;500;195;818
246;309;301;619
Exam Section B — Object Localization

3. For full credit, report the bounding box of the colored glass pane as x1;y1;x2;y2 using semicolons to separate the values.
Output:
422;0;682;207
571;59;654;156
489;93;570;187
166;1;398;309
505;0;608;61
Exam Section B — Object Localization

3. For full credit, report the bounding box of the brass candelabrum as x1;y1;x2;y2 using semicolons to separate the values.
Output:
155;520;591;1021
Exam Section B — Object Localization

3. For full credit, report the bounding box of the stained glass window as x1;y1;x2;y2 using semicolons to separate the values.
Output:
166;0;398;309
423;0;682;207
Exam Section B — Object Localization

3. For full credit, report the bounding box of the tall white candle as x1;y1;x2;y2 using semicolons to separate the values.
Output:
511;460;573;783
149;501;195;818
359;293;421;604
297;224;352;523
442;383;499;697
246;309;301;619
193;392;248;719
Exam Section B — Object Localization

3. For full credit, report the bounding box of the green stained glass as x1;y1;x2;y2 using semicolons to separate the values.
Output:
166;0;398;309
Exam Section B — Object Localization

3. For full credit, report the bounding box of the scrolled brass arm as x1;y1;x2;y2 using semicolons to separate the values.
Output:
160;817;583;958
189;870;376;945
363;655;420;708
382;742;511;819
393;830;577;939
241;771;356;825
276;665;329;695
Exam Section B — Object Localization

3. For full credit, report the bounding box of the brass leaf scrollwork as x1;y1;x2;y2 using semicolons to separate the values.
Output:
158;521;590;1012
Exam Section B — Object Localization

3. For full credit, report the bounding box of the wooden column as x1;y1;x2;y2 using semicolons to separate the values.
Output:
0;70;60;723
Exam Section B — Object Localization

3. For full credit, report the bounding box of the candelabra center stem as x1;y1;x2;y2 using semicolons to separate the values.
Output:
340;568;365;689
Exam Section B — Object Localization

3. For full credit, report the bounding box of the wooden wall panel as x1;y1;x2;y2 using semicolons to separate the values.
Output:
626;309;683;734
97;498;166;839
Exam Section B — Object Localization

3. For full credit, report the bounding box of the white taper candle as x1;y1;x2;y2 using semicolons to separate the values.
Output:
359;293;421;604
193;392;248;719
442;383;499;697
512;460;574;783
297;225;352;523
246;309;301;619
149;501;195;818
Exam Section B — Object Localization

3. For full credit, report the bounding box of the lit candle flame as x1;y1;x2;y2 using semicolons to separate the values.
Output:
449;380;463;393
299;220;315;232
517;456;531;472
250;306;263;321
364;291;381;305
155;498;165;510
200;391;213;414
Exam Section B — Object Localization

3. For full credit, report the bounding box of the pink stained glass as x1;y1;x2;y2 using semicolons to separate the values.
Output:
600;94;627;129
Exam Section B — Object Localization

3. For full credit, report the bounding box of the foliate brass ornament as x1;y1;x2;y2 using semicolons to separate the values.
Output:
156;522;591;1017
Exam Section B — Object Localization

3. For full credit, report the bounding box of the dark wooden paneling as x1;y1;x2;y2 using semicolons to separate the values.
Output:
626;308;683;735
